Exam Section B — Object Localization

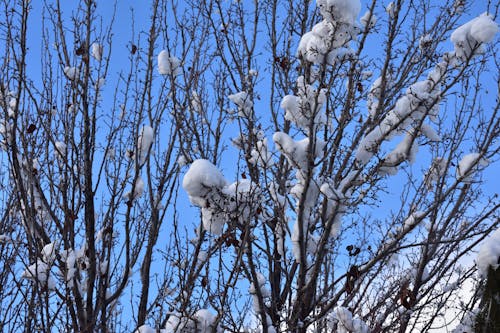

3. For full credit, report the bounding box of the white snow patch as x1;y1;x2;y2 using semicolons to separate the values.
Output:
476;227;500;277
182;159;227;207
451;13;498;59
123;176;145;200
91;43;103;61
316;0;361;25
158;50;181;76
456;153;489;183
63;66;79;81
360;10;377;29
137;125;154;165
55;141;66;159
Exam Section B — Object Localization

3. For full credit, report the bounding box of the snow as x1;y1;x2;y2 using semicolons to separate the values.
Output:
383;132;418;168
424;157;448;190
0;235;12;243
402;211;425;233
177;155;187;167
273;132;325;170
476;227;500;277
249;138;274;167
190;91;202;113
298;0;359;64
55;141;66;159
249;272;271;313
158;50;181;76
123;176;145;200
451;13;498;59
182;159;227;207
137;125;154;165
197;250;208;264
194;309;216;331
316;0;361;25
163;310;217;332
91;42;103;61
164;313;184;332
228;91;253;117
360;10;377;29
357;55;447;166
99;260;109;275
63;66;79;81
135;325;166;333
456;153;489;183
95;77;105;89
281;77;327;131
329;307;370;333
297;20;355;64
386;2;396;18
42;241;58;263
420;123;441;141
470;13;499;43
419;34;433;50
22;260;56;289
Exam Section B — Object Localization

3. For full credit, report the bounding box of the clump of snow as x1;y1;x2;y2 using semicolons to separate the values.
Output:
456;153;489;183
451;309;478;333
402;211;425;233
249;272;271;315
360;10;377;29
183;160;262;235
386;2;396;18
316;0;361;25
190;91;202;113
135;325;168;333
297;20;356;64
228;91;253;117
95;77;105;89
0;235;12;243
470;14;499;43
298;0;360;64
64;66;79;81
163;310;217;333
356;57;446;165
281;76;327;132
424;157;448;190
22;260;56;290
182;159;227;207
273;132;325;171
328;307;370;333
476;227;500;277
366;74;391;116
249;138;274;167
60;244;88;288
379;131;419;176
137;125;154;165
420;123;441;142
451;13;498;60
419;34;433;50
319;182;346;237
385;132;418;164
55;141;67;159
42;241;58;263
194;309;216;331
91;43;103;61
177;155;187;167
158;50;181;76
123;176;145;200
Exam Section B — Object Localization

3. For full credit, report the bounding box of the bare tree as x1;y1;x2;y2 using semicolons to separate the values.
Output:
0;0;499;332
